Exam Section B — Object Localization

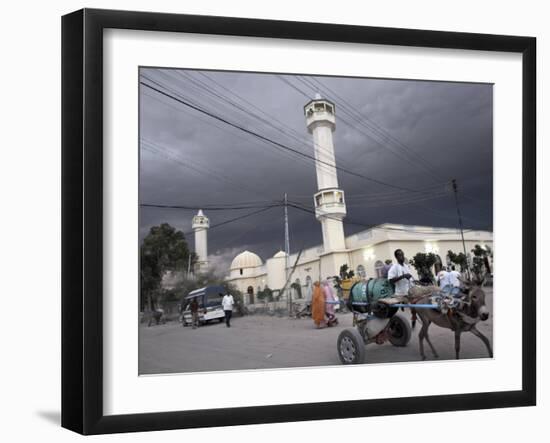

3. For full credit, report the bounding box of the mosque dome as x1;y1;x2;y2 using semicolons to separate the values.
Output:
230;250;263;270
273;250;288;258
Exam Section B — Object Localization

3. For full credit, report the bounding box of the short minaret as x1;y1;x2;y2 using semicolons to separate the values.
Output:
304;93;347;252
192;209;210;272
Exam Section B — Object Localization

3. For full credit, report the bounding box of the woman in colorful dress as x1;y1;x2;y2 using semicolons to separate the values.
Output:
322;279;339;327
311;281;326;329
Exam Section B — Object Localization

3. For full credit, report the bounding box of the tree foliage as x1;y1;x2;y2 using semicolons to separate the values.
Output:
447;250;468;272
471;244;491;284
257;286;274;302
140;223;196;310
409;252;438;282
339;264;355;280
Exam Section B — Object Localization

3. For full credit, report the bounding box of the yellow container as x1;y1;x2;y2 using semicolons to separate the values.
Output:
340;278;358;300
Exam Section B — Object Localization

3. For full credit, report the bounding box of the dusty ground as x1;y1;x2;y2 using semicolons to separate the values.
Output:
139;289;493;374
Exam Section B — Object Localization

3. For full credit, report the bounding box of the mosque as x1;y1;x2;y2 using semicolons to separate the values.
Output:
191;95;493;305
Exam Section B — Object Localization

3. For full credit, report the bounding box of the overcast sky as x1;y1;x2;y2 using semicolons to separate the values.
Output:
139;68;493;272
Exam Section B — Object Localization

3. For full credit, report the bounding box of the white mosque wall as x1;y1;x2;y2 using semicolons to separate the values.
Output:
225;227;493;305
266;256;286;290
226;274;267;298
348;242;394;280
229;264;265;279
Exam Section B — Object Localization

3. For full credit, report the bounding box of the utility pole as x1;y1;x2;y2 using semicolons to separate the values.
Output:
284;193;291;311
452;179;471;280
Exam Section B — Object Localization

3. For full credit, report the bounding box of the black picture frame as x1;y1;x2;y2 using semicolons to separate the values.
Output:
62;8;536;435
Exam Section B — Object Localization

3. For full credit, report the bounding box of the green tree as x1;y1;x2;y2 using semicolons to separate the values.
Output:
140;223;196;311
447;250;468;273
339;264;355;280
471;244;491;284
257;286;274;302
409;252;438;282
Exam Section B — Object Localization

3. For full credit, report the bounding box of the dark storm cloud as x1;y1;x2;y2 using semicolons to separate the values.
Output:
139;68;493;270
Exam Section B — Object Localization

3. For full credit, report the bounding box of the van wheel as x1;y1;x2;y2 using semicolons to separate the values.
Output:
218;318;224;323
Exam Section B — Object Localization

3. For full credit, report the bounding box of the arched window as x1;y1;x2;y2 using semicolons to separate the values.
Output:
374;260;384;278
357;264;367;279
239;268;243;275
292;278;302;298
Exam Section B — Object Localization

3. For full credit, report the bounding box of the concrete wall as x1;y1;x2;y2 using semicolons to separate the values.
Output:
266;256;286;290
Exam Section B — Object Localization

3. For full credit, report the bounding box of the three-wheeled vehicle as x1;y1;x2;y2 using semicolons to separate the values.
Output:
337;278;412;364
180;285;226;327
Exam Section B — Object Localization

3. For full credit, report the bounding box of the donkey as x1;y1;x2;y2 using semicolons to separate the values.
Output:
410;282;493;360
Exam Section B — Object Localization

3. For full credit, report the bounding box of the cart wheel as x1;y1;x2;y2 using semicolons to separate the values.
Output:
337;328;366;364
388;314;412;347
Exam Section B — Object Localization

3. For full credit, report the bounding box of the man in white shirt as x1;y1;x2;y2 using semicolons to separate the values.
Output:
437;267;452;289
221;292;235;327
449;265;461;288
387;249;415;296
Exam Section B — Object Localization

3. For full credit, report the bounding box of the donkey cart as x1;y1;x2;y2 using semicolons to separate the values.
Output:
337;278;413;364
337;278;471;364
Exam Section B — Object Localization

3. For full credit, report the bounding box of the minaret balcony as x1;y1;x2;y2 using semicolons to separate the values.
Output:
304;98;336;131
192;216;210;230
313;189;347;219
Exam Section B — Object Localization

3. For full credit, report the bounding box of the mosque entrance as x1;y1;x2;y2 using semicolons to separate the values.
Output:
247;286;255;304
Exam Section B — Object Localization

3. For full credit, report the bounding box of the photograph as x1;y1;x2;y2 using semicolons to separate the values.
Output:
138;68;494;375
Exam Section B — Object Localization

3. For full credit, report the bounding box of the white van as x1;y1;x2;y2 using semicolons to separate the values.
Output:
181;285;226;326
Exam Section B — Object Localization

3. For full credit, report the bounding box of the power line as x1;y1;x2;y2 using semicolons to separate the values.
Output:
182;206;277;236
141;139;278;201
140;79;442;196
140;202;283;211
196;71;356;174
143;73;333;177
155;70;345;178
300;75;446;183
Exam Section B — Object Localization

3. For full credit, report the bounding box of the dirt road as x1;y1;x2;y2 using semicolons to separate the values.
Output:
139;289;493;374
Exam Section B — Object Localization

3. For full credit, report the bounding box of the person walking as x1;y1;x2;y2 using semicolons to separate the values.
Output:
221;292;234;327
190;297;200;329
311;281;327;329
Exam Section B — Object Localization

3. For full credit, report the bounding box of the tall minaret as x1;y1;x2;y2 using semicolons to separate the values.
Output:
304;94;347;252
192;209;210;272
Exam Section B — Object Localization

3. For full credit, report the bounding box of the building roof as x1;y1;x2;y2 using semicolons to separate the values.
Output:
230;250;263;270
273;250;288;258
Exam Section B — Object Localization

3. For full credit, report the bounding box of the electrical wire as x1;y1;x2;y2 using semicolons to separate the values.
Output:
140;78;445;196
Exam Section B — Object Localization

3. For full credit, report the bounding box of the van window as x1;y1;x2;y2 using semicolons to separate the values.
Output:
205;293;222;307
